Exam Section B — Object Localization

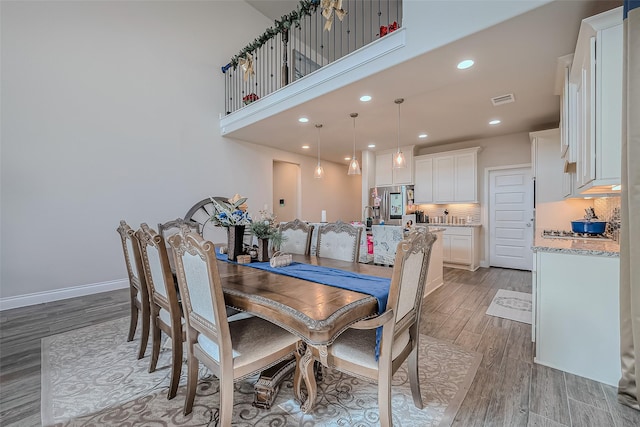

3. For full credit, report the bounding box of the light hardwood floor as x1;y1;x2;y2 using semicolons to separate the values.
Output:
1;267;639;426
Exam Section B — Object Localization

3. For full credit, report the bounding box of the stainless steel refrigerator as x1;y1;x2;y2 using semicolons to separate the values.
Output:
369;185;414;225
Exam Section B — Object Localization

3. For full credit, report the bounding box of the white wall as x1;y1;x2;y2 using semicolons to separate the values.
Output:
273;161;299;222
0;0;360;306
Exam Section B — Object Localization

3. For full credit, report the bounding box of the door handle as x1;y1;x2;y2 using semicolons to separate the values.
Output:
526;223;532;227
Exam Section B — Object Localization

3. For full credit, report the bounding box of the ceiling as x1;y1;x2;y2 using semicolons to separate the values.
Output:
241;0;620;165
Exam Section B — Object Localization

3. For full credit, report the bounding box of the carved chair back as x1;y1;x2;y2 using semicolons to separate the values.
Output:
278;219;314;255
316;221;362;262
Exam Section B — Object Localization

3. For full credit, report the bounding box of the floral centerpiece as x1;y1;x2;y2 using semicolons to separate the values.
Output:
249;210;285;262
209;194;251;261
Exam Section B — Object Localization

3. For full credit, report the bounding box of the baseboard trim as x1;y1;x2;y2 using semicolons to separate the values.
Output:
0;279;129;311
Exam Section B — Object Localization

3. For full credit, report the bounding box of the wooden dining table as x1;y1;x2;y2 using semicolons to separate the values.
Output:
215;253;393;412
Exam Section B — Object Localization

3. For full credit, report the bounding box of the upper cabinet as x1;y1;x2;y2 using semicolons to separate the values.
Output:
375;146;414;186
567;7;622;195
531;129;564;204
414;147;480;204
414;156;433;203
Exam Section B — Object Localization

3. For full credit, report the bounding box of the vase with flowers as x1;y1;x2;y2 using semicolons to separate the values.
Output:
209;194;252;261
249;210;285;262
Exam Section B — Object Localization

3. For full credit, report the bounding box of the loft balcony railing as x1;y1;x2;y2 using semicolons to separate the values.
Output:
222;0;402;115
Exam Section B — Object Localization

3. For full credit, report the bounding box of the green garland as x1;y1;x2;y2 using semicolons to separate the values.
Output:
228;0;320;70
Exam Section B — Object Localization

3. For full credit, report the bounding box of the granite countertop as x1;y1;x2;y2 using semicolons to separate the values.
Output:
532;235;620;257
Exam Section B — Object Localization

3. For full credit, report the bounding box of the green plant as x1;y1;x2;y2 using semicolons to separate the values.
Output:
250;210;286;247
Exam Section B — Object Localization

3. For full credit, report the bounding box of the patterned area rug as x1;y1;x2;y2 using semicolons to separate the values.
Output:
41;317;481;426
486;289;532;324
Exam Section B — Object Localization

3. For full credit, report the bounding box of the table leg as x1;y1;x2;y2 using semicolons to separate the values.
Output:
299;345;317;413
293;342;305;401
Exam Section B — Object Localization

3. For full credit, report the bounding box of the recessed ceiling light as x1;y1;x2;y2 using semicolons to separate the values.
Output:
457;59;474;70
298;117;309;123
302;145;310;149
368;144;376;148
489;119;501;125
360;95;372;102
418;133;428;139
344;157;351;161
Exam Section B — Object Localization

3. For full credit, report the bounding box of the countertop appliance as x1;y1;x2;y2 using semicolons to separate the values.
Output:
370;185;414;226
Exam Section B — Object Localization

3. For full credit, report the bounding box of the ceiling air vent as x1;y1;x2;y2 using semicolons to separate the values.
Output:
491;93;515;106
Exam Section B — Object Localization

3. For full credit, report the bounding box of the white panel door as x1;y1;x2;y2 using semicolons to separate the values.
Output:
489;167;533;270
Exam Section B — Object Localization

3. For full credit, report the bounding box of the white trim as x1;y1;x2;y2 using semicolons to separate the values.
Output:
482;163;532;269
0;279;129;311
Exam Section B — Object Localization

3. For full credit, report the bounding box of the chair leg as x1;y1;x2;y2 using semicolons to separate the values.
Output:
148;314;161;373
137;300;150;360
183;350;199;416
408;347;423;409
127;298;138;342
219;374;234;427
378;369;393;427
167;327;182;400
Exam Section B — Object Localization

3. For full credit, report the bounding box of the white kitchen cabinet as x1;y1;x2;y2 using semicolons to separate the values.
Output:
414;147;479;204
374;146;414;186
375;152;394;186
438;226;480;271
455;151;476;201
569;7;622;194
530;128;563;204
533;250;620;386
434;155;455;202
413;156;433;203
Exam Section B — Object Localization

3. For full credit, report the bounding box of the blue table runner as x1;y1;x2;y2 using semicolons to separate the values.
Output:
216;252;390;359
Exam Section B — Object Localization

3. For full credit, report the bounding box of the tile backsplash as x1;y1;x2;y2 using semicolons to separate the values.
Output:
594;196;621;240
410;203;481;224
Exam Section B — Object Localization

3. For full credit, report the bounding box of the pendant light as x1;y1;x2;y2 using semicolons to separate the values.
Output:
314;124;325;179
347;113;361;175
393;98;406;169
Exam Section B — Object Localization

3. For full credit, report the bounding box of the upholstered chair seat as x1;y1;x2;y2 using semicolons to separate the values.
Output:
329;329;411;372
196;316;299;377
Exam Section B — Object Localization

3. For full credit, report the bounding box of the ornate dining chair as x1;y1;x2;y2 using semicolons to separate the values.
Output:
316;221;362;262
306;228;437;427
168;230;300;421
116;220;151;359
278;219;314;255
135;223;184;400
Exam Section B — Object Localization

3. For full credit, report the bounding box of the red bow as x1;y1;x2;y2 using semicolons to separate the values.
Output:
379;21;398;38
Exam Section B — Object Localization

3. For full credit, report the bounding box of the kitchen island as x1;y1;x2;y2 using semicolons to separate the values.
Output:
372;225;444;296
532;236;620;386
